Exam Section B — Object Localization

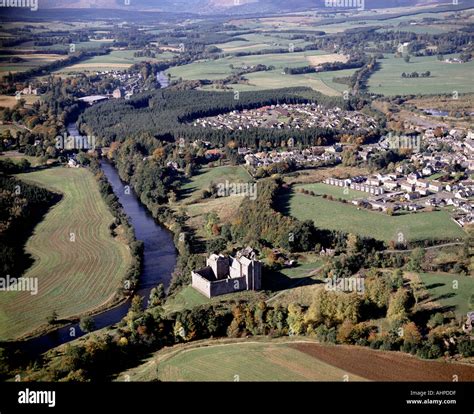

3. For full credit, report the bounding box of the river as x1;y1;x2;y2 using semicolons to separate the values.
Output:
18;146;177;356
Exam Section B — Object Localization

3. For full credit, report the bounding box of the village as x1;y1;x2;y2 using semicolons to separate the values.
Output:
323;129;474;227
16;66;168;107
192;103;378;133
242;143;342;168
77;68;162;104
206;122;474;228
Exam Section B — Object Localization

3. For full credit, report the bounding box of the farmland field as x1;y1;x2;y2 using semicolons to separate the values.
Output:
54;49;177;74
277;191;466;243
0;167;132;340
0;53;67;75
167;50;354;96
168;51;317;80
418;272;474;317
226;68;354;96
278;257;324;280
214;32;314;54
117;339;474;381
0;94;39;108
368;54;474;96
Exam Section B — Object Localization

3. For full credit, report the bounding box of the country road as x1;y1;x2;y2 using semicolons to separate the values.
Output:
383;241;465;254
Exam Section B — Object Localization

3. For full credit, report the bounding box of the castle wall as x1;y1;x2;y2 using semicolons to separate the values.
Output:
192;254;263;298
209;276;247;297
191;272;211;298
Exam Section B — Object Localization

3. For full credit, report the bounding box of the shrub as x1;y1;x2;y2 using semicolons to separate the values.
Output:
457;337;474;357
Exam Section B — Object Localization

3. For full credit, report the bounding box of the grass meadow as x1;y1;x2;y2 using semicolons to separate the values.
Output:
0;167;132;340
277;191;466;243
369;54;474;96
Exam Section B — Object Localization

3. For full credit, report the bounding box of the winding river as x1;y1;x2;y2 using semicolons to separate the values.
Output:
19;142;177;356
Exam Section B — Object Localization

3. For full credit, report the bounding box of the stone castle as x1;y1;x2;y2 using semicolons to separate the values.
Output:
191;249;262;298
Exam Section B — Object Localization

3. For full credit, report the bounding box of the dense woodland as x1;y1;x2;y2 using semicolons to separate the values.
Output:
0;162;61;278
79;87;379;148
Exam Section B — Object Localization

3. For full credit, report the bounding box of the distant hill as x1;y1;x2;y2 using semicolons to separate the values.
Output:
38;0;448;14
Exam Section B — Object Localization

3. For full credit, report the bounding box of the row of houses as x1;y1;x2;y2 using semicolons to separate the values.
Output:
193;103;377;135
324;171;474;226
244;147;341;168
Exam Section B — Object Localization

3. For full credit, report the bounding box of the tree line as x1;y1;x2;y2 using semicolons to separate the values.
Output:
0;162;61;278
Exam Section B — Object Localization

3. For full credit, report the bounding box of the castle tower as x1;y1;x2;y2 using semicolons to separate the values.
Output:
207;254;229;280
239;256;262;291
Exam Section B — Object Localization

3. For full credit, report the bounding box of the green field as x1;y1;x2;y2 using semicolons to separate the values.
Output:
0;53;66;75
163;285;263;315
119;341;366;381
0;151;44;166
167;50;353;96
278;259;323;280
369;54;474;96
266;256;324;297
215;32;313;54
168;50;352;95
0;167;132;340
180;165;252;202
419;273;474;317
226;68;354;96
168;51;317;80
54;49;177;74
117;337;474;382
278;192;466;243
296;183;369;201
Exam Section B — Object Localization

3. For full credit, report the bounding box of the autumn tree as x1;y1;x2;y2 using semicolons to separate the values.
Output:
387;288;410;326
407;248;425;272
346;233;361;255
390;269;404;289
152;146;166;161
306;290;361;327
365;272;391;309
287;303;305;335
402;321;421;345
336;320;355;344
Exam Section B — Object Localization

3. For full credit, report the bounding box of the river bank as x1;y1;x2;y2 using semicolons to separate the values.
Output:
10;156;177;356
